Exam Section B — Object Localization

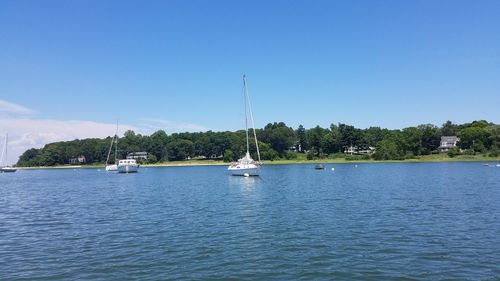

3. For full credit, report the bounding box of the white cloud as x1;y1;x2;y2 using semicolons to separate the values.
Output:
0;100;35;115
137;118;209;134
0;118;137;165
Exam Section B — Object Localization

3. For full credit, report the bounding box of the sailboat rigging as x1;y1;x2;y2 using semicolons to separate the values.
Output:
228;75;262;176
104;122;139;173
105;122;119;171
1;133;17;173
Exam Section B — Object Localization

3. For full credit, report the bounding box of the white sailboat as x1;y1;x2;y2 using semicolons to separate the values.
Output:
105;123;119;171
104;123;139;173
228;75;262;176
1;133;17;173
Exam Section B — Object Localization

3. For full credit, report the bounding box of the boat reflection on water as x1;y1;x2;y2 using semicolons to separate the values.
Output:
228;173;262;191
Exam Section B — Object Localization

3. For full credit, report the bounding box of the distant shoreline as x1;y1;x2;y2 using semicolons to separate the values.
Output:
15;155;500;170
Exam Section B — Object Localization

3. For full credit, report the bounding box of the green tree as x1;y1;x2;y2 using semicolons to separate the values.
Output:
305;125;327;156
441;120;459;136
252;142;276;160
402;127;423;156
37;143;63;165
419;124;440;154
321;124;342;154
362;127;392;147
260;122;296;156
223;149;235;162
447;147;461;158
296;125;307;152
167;139;194;161
338;123;361;151
17;148;41;166
485;124;500;150
146;154;157;164
457;126;490;149
471;141;486;153
489;144;500;157
149;130;169;161
373;139;404;160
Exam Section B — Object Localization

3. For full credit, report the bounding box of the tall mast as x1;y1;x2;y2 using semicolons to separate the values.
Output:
5;133;8;165
245;77;261;163
1;134;5;165
106;136;114;164
105;121;119;165
243;75;250;155
114;121;118;163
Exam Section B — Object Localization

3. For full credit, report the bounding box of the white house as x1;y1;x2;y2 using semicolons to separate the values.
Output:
344;146;375;155
439;136;460;152
69;155;86;164
127;152;148;160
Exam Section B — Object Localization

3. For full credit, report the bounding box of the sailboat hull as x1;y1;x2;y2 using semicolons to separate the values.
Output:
228;164;260;176
105;164;118;171
0;167;17;173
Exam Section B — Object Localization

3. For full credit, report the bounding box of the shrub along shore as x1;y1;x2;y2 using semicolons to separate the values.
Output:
16;154;500;170
16;120;500;167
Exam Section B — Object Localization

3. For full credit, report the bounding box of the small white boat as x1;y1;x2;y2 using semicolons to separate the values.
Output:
105;164;118;171
228;75;262;176
1;167;17;173
118;159;139;173
0;133;17;173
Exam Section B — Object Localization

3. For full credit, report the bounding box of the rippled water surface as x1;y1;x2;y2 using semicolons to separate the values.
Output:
1;163;500;280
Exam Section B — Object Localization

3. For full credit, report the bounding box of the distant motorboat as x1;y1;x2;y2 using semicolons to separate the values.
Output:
482;163;500;167
228;75;262;176
118;159;139;173
0;133;16;173
315;164;325;170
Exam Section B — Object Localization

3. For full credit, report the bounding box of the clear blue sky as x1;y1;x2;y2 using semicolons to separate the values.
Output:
1;0;499;134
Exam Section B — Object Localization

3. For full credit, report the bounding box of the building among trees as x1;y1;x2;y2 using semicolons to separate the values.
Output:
439;136;460;152
127;152;148;160
344;146;375;155
69;155;86;164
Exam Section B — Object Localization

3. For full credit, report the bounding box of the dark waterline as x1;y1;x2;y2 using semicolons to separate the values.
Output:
1;163;500;280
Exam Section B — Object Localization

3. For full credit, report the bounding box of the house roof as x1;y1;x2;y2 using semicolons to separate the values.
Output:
128;152;148;155
441;136;459;142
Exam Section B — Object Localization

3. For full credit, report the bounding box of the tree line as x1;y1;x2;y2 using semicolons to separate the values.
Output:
16;120;500;166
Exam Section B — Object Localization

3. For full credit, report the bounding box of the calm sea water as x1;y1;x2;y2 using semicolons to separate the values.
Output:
1;163;500;280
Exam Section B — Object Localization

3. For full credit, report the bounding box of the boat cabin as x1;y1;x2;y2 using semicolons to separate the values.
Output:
119;159;137;165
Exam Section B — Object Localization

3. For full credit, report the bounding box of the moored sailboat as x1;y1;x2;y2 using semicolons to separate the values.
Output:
1;133;17;173
228;75;262;176
104;122;139;173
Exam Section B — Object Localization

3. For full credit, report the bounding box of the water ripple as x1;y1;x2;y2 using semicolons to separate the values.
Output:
1;163;500;280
